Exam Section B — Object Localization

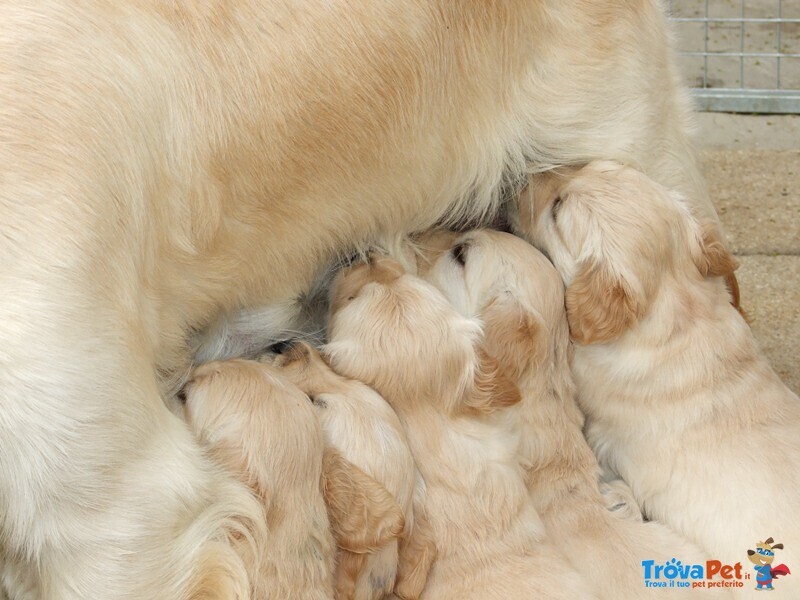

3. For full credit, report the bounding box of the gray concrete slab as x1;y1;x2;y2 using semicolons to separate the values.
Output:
694;113;800;150
699;149;800;254
736;255;800;394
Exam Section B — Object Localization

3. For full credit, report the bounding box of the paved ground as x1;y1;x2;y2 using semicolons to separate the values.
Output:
695;113;799;393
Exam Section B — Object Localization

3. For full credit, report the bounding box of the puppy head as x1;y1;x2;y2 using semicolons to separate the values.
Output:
183;359;323;498
415;229;567;382
270;339;400;435
326;254;520;417
269;340;342;401
515;160;738;345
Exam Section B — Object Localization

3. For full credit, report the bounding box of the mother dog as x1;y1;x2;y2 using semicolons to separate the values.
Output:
0;1;723;597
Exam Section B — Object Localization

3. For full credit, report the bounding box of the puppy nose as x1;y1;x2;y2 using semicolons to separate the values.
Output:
183;361;225;396
451;242;468;266
177;379;194;404
270;339;315;368
269;339;297;354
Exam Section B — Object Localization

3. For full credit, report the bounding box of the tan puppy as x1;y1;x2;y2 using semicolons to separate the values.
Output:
271;342;416;600
518;161;800;597
324;255;596;599
323;450;417;600
416;229;732;598
0;2;724;594
183;359;337;599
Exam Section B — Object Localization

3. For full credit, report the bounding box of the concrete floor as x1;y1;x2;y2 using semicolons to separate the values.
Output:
695;113;799;393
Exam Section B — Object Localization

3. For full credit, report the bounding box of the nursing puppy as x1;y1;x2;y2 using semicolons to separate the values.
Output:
271;342;416;600
324;255;595;599
518;161;800;595
183;359;337;599
0;2;724;594
416;229;731;599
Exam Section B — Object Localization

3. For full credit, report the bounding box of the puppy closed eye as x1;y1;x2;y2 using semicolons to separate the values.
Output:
551;195;564;221
451;242;468;266
313;396;328;408
308;393;327;408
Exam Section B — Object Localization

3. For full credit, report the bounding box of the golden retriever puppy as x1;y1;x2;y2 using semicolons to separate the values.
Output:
270;341;415;600
415;229;731;598
517;161;800;596
183;359;336;599
324;255;596;599
322;449;422;600
0;1;725;594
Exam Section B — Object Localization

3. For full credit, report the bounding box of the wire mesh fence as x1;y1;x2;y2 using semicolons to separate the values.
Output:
669;0;800;113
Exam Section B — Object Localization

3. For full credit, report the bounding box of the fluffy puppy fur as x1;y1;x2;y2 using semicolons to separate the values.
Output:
415;229;731;598
518;161;800;596
324;255;596;599
270;341;416;600
182;359;336;599
0;1;724;594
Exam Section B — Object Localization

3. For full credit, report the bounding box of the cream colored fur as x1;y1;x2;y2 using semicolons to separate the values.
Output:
271;342;415;600
415;228;732;598
0;1;718;595
520;161;800;598
324;255;596;599
182;359;336;599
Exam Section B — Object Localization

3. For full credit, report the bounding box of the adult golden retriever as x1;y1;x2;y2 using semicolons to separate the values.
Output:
0;2;718;597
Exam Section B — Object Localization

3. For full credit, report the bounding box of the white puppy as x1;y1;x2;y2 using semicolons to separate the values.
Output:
271;341;419;600
518;161;800;597
324;255;596;600
416;228;732;598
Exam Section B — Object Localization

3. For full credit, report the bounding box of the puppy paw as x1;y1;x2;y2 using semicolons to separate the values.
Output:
600;479;644;522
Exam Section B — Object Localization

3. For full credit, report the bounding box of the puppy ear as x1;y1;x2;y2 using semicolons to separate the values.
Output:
394;510;438;600
461;347;522;416
322;448;405;554
565;262;645;345
772;543;784;550
334;551;366;600
479;295;546;383
690;222;743;314
693;225;739;279
204;440;272;506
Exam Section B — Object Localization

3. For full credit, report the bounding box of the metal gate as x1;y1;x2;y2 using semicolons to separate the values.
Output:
669;0;800;113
